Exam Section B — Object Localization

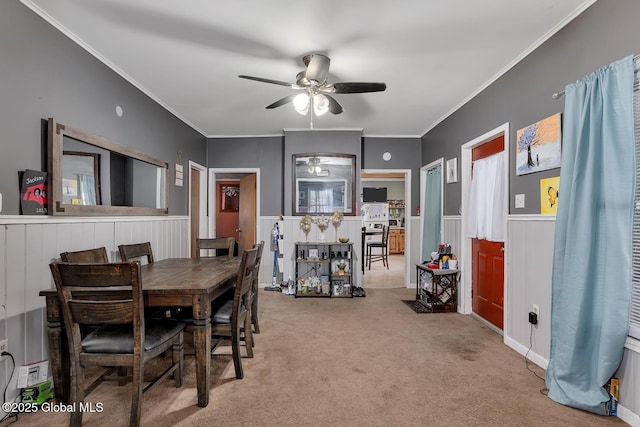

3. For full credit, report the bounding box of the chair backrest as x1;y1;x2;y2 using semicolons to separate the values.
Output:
382;225;390;244
119;242;154;264
49;261;144;352
232;247;259;326
253;241;265;277
60;247;109;263
196;237;236;259
251;241;265;290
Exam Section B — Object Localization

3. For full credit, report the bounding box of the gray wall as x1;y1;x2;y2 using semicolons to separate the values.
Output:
0;1;205;216
284;130;362;216
206;136;283;215
207;134;422;218
362;137;421;214
422;0;640;215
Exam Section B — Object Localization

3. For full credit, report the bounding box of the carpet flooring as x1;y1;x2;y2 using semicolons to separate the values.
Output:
14;287;626;427
402;299;433;313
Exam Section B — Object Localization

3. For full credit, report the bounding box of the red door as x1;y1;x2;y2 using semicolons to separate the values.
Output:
471;136;505;329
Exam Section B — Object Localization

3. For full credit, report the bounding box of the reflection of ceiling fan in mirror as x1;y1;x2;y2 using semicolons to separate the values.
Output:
307;156;330;176
238;53;386;124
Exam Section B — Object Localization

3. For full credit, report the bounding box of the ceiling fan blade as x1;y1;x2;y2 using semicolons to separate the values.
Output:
238;75;294;87
304;54;330;84
332;82;387;93
324;94;343;115
266;94;297;109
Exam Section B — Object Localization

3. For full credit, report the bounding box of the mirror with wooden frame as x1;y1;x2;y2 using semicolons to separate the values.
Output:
48;118;169;216
292;153;356;216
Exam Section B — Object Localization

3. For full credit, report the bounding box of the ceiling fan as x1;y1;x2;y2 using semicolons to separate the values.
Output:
238;53;386;117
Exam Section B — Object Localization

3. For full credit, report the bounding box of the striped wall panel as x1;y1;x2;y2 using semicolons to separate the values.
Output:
442;216;462;260
0;216;189;405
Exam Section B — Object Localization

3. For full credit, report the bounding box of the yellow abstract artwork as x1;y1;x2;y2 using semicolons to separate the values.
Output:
540;176;560;215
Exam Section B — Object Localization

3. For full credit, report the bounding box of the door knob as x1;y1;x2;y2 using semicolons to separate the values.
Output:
236;228;242;232
500;247;505;252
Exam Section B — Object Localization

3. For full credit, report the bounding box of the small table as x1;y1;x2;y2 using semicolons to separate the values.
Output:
361;227;383;274
40;257;240;408
415;265;459;312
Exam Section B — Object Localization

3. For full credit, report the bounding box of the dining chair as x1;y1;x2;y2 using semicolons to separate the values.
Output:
196;237;236;259
250;241;265;334
210;246;258;379
366;225;390;270
60;247;109;263
118;242;154;264
49;261;186;427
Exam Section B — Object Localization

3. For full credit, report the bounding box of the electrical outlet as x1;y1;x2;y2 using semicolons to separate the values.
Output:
532;304;539;317
0;339;7;354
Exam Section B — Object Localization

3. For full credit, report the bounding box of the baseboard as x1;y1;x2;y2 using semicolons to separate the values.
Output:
617;404;640;426
504;335;549;370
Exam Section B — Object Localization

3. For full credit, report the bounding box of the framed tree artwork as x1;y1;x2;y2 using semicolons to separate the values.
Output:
516;113;562;175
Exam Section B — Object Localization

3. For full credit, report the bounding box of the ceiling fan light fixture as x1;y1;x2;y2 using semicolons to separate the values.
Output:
313;94;330;116
293;93;310;115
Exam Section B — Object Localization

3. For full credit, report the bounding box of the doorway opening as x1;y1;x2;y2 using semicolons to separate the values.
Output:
419;157;444;271
208;168;260;254
360;169;411;288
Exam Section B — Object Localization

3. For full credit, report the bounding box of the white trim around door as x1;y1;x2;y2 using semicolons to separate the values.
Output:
460;123;510;337
189;161;208;258
208;168;261;248
361;168;412;287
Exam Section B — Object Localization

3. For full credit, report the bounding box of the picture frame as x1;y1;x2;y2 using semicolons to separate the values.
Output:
220;185;240;212
308;248;319;259
292;153;356;216
446;158;458;183
540;176;560;215
516;113;562;176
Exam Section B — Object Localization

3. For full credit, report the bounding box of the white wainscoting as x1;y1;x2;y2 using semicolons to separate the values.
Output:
617;347;640;425
258;217;365;288
504;216;555;369
0;215;189;407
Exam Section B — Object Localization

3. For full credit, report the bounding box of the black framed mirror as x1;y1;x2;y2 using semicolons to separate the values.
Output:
292;153;356;216
48;118;169;216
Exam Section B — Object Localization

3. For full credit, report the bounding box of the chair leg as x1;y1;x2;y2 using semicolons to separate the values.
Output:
172;333;184;387
130;361;143;427
384;247;389;269
251;291;260;334
69;365;85;427
244;314;254;358
231;325;244;379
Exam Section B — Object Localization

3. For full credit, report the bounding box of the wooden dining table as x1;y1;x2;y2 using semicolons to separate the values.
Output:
40;256;241;408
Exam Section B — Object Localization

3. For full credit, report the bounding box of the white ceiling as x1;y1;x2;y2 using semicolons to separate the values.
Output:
22;0;595;138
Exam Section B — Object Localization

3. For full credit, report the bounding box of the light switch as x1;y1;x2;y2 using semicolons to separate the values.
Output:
515;194;525;209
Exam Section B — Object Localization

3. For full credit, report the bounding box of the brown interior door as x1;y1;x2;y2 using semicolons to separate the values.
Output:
216;181;240;243
238;174;257;253
471;135;504;329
